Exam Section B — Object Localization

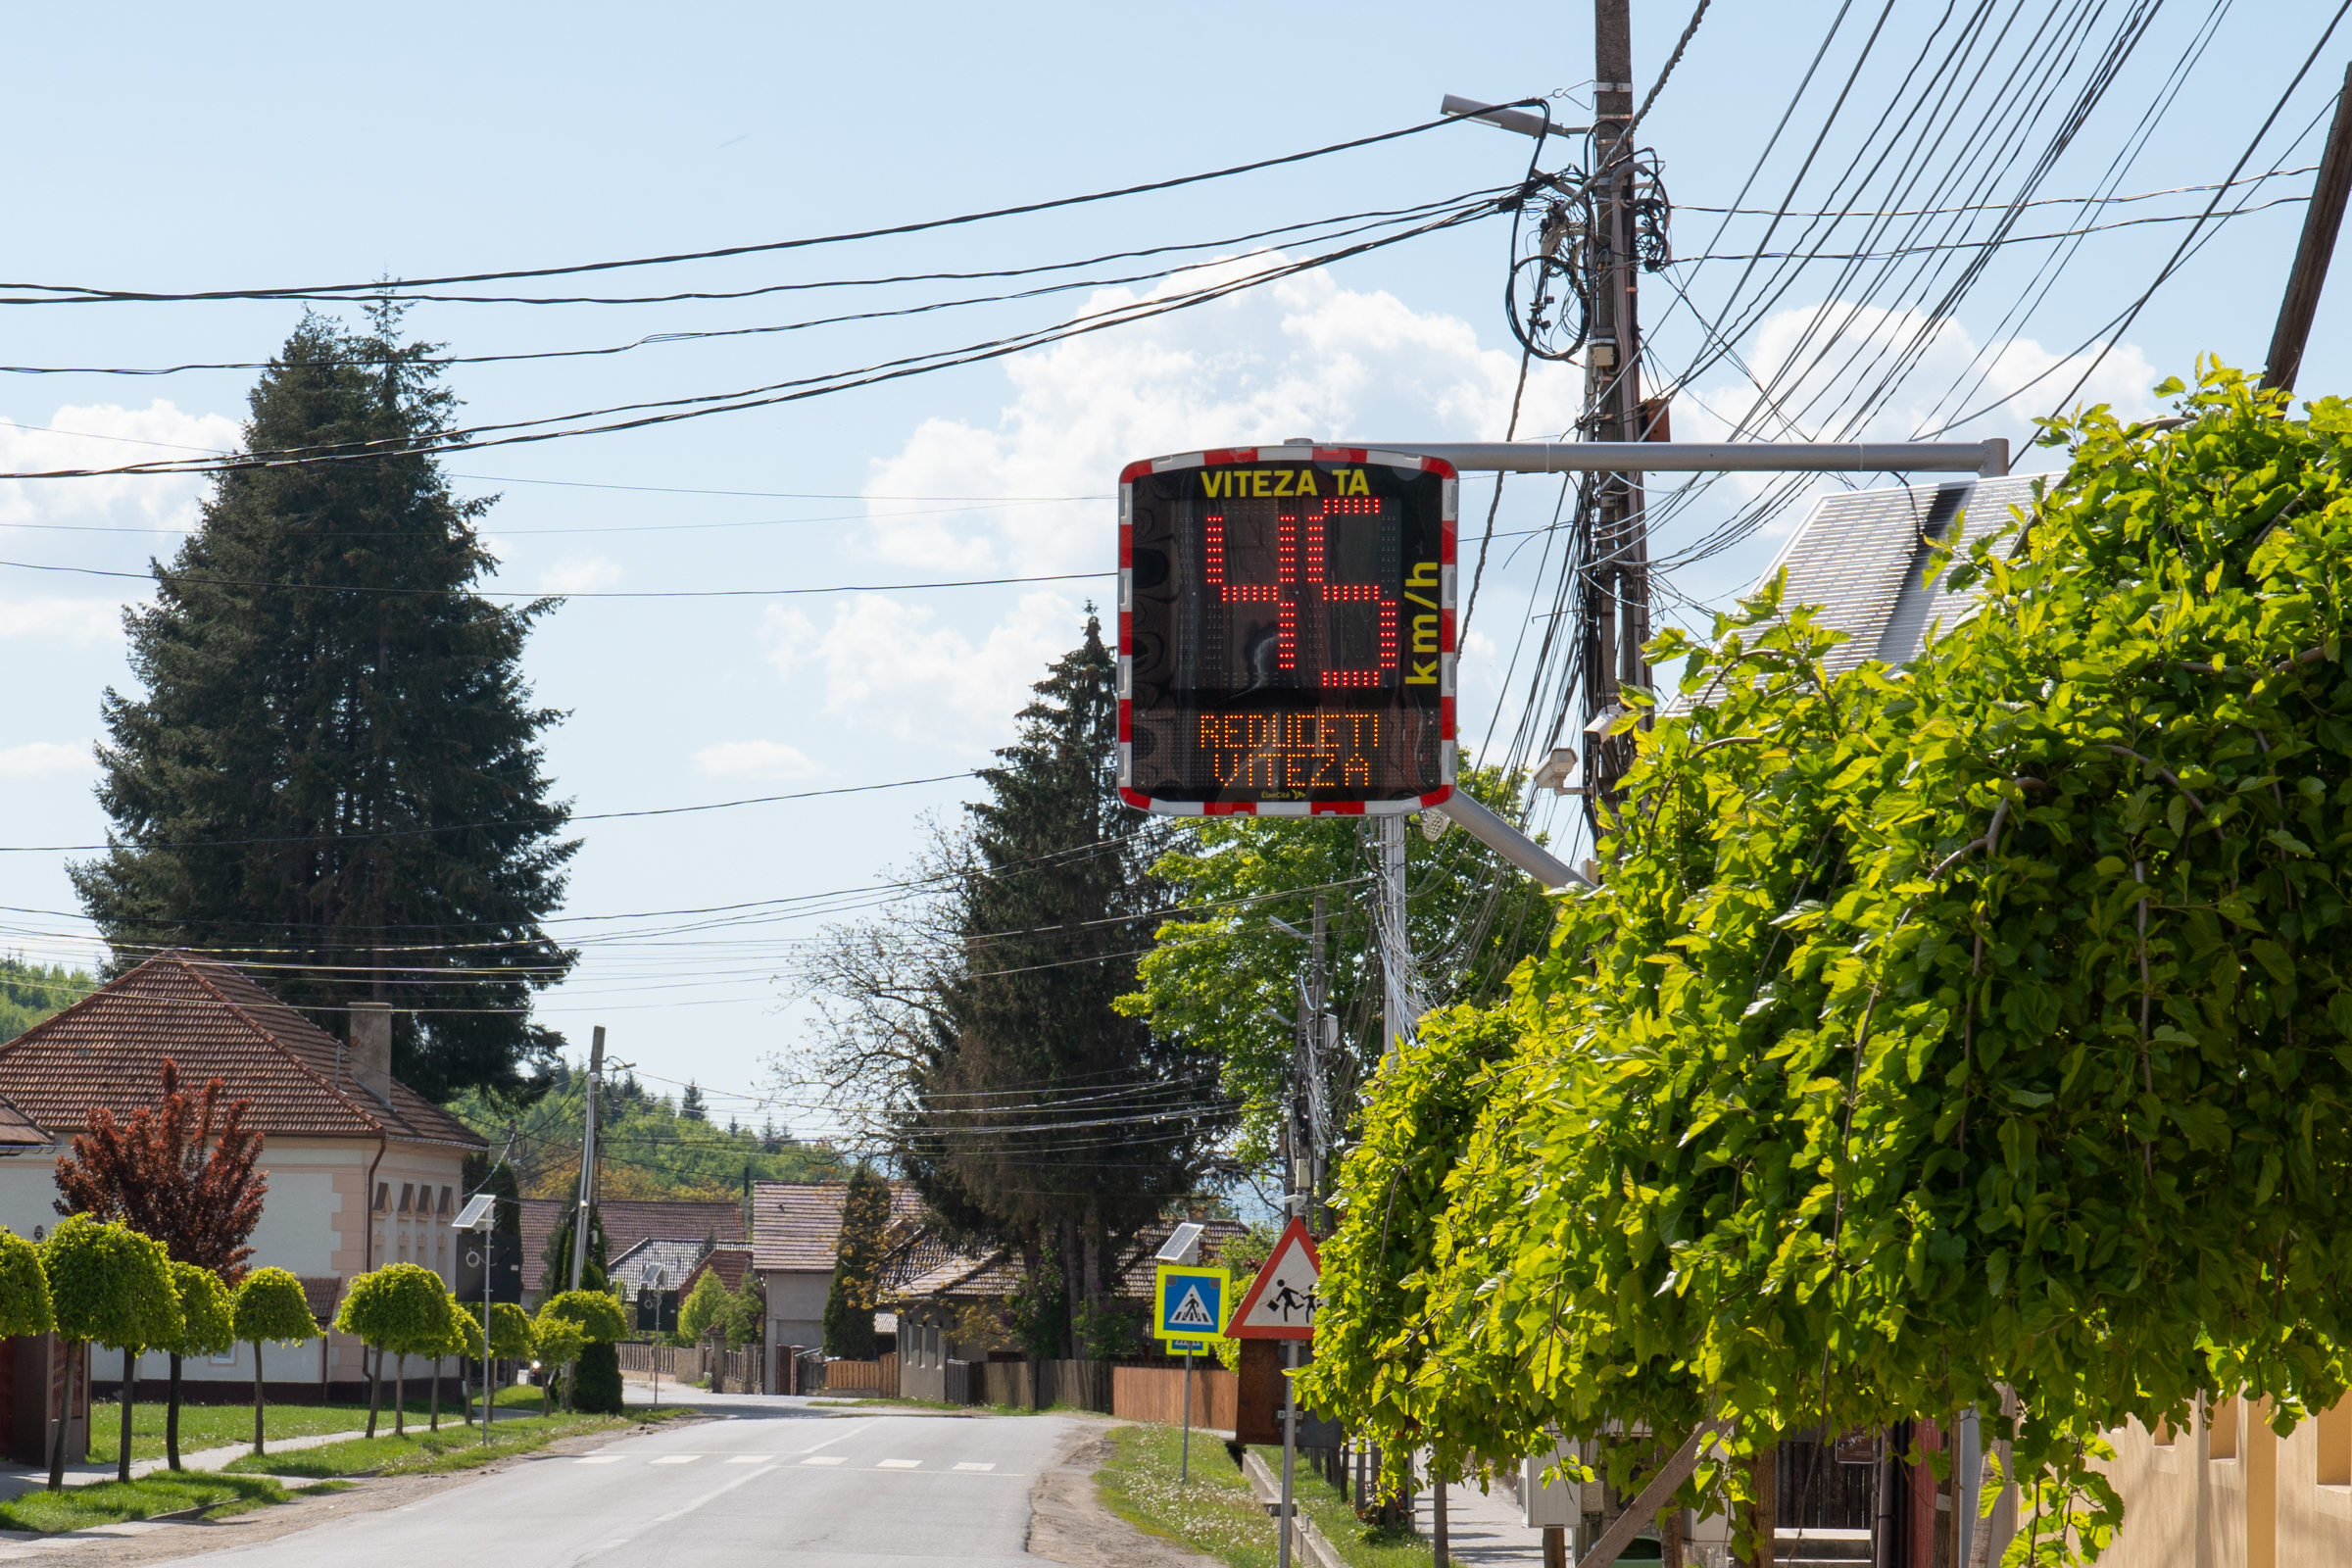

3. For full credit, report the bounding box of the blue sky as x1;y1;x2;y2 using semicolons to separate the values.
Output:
3;1;2345;1138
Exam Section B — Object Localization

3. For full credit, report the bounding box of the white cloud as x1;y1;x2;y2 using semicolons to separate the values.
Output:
1680;302;2161;489
693;740;822;780
0;598;128;647
0;402;240;533
858;255;1582;576
540;555;623;595
763;591;1083;750
0;741;92;778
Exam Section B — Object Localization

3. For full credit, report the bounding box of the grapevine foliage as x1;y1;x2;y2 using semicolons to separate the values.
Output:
1301;367;2352;1564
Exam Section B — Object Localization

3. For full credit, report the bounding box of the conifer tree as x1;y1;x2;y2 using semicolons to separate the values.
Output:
72;305;577;1102
826;617;1229;1354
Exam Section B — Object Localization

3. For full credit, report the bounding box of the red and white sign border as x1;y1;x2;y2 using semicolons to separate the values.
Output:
1222;1216;1322;1341
1115;446;1458;818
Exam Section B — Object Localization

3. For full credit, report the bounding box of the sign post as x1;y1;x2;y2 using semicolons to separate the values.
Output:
1152;1262;1230;1484
1226;1217;1321;1568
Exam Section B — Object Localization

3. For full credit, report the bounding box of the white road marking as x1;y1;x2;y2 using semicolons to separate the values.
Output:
651;1454;702;1465
791;1417;874;1455
576;1455;624;1464
953;1463;997;1472
877;1459;921;1470
724;1454;768;1464
801;1455;846;1466
633;1465;776;1535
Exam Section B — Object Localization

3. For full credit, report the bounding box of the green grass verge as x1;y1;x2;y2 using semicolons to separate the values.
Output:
221;1408;681;1480
87;1396;489;1465
1094;1423;1431;1568
0;1474;293;1533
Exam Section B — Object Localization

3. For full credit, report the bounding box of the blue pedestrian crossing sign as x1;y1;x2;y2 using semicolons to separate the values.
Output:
1153;1264;1231;1344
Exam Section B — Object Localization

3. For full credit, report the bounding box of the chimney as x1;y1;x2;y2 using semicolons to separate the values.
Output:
348;1004;394;1106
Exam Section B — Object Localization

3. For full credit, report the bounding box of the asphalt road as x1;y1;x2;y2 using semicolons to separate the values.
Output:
163;1395;1080;1568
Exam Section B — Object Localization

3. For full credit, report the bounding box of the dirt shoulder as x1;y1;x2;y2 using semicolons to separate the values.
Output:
1027;1419;1223;1568
6;1414;715;1568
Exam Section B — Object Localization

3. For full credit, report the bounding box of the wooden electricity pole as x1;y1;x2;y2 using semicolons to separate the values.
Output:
2264;61;2352;392
1582;0;1650;809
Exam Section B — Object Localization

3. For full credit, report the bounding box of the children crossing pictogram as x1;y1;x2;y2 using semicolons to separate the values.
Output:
1223;1217;1321;1340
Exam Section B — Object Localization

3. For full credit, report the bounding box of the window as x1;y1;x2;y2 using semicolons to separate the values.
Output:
373;1183;390;1212
2320;1396;2351;1486
398;1183;415;1214
438;1185;454;1216
2209;1393;2239;1461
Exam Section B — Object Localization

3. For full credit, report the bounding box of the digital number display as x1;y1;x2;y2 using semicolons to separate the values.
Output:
1118;448;1455;815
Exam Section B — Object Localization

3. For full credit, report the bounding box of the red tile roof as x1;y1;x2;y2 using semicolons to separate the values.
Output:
517;1197;747;1297
679;1245;753;1300
0;952;483;1149
0;1092;51;1150
750;1180;923;1272
886;1218;1251;1306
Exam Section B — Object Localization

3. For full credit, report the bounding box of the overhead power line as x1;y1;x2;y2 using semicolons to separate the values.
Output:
0;114;1482;305
0;557;1113;602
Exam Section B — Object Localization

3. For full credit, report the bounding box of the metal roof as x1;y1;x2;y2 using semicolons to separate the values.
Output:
1752;473;2043;675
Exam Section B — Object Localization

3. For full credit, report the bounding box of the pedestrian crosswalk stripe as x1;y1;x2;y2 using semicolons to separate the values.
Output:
801;1455;846;1466
651;1454;702;1464
953;1462;996;1472
725;1454;769;1464
576;1455;624;1464
877;1459;921;1469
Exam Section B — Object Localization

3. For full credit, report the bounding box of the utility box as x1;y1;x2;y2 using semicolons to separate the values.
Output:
9;1334;87;1468
1522;1438;1583;1529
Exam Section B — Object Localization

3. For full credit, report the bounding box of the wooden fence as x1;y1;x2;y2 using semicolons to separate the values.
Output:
1112;1363;1238;1431
617;1340;761;1393
969;1358;1114;1413
820;1354;899;1396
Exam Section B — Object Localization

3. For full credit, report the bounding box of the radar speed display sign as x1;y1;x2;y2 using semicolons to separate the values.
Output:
1118;447;1458;815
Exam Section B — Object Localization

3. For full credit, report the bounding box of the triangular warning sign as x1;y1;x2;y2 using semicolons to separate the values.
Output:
1225;1217;1321;1340
1169;1285;1215;1328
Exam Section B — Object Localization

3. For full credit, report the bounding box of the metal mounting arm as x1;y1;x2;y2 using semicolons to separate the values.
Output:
1434;792;1593;890
1342;438;2010;477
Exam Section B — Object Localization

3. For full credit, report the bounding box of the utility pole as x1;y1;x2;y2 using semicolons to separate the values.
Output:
568;1025;605;1293
1377;816;1410;1058
2265;61;2352;392
1581;0;1650;812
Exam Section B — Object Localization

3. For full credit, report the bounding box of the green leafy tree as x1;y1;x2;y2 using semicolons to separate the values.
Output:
461;1298;537;1410
1303;366;2352;1566
677;1270;730;1346
41;1214;179;1488
807;618;1226;1356
421;1298;475;1431
158;1262;232;1471
723;1274;765;1351
69;305;578;1103
0;956;94;1044
1117;760;1554;1168
822;1170;891;1359
336;1263;452;1439
529;1314;584;1416
0;1230;54;1341
542;1288;628;1415
231;1268;318;1456
452;1078;845;1200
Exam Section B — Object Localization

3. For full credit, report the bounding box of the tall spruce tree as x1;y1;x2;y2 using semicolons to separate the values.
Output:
893;616;1229;1352
72;306;577;1102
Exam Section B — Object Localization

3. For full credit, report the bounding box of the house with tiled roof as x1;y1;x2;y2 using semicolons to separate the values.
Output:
0;951;486;1398
515;1196;744;1305
608;1237;709;1308
884;1216;1249;1402
750;1180;923;1390
677;1244;752;1302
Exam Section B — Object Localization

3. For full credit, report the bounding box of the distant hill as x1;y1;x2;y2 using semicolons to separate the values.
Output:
450;1066;849;1203
0;956;96;1044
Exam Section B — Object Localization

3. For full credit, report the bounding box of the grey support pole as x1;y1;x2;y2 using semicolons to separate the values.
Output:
1279;1338;1298;1568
